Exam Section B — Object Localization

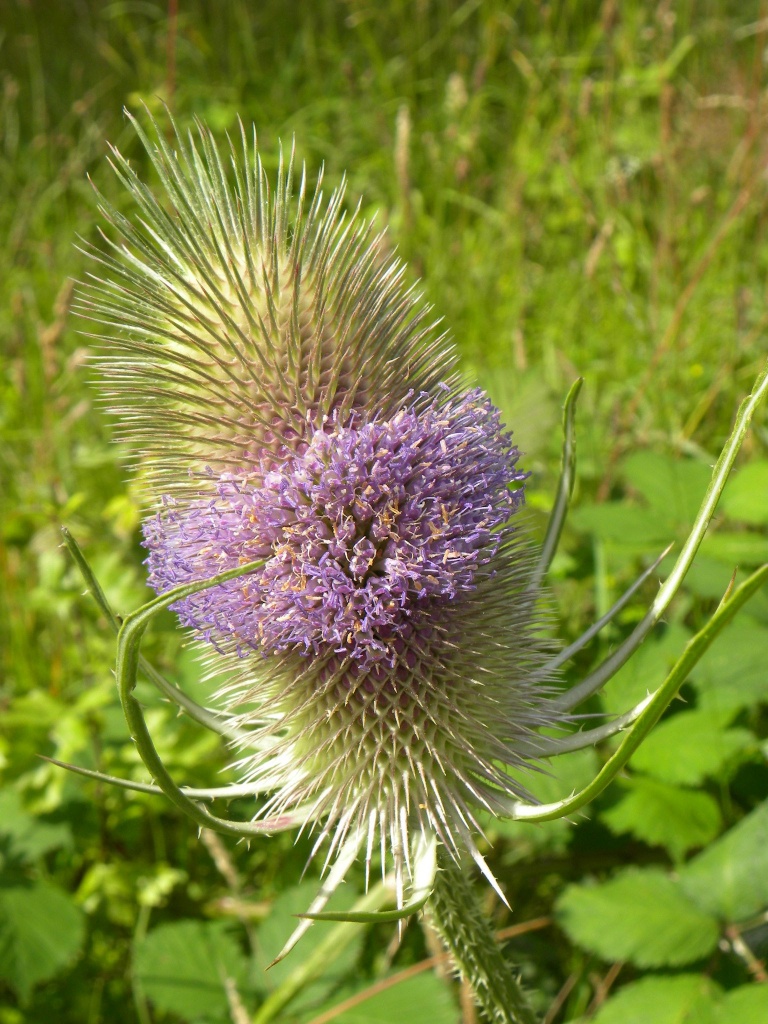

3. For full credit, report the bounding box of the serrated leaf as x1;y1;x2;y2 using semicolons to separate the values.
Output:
721;461;768;525
714;983;768;1023
589;974;720;1024
692;619;768;712
319;971;458;1024
0;882;86;1002
679;801;768;922
556;868;720;967
601;778;722;860
133;919;250;1022
0;789;73;863
629;710;753;786
592;978;768;1024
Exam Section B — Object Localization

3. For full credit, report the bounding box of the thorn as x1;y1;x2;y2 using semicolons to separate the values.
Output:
717;567;739;610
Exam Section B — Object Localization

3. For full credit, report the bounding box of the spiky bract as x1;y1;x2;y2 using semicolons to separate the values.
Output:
80;113;560;900
78;114;457;501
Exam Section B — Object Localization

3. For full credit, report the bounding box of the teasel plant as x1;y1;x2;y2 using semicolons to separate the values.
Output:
55;111;768;1024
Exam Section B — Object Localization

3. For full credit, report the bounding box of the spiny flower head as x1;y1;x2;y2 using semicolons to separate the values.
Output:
79;112;561;906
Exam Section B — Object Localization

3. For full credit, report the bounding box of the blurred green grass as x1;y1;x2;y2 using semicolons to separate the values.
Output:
1;2;767;1022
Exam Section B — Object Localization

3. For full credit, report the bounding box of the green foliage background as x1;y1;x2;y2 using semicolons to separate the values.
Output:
1;1;767;1022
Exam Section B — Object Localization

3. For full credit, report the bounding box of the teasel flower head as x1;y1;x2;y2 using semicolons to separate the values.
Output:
78;113;562;922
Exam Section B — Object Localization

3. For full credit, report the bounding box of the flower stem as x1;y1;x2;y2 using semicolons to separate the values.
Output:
428;850;538;1024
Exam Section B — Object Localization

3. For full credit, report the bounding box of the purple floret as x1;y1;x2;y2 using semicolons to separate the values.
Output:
143;389;527;668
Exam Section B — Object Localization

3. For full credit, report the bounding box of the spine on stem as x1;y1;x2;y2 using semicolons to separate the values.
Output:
428;850;538;1024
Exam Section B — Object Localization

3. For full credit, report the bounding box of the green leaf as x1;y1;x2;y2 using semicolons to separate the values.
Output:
721;461;768;525
601;778;722;860
589;974;720;1024
0;882;86;1002
714;984;768;1024
679;801;768;922
556;868;720;967
629;710;753;786
0;789;73;863
133;919;250;1023
692;619;768;712
592;978;768;1024
318;972;458;1024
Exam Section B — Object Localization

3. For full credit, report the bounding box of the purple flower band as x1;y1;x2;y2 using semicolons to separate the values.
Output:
143;390;527;668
